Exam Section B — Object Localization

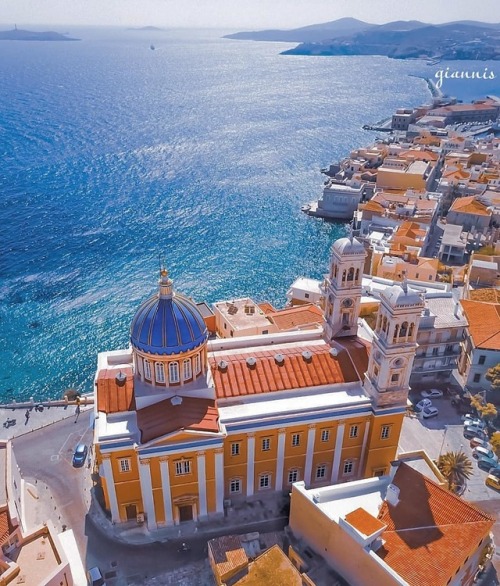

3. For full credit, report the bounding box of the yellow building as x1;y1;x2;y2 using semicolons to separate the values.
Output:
93;236;424;530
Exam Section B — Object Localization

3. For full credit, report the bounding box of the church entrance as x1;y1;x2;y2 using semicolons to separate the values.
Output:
125;504;137;520
179;505;194;523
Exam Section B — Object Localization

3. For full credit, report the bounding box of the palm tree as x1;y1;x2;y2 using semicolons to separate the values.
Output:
437;451;474;493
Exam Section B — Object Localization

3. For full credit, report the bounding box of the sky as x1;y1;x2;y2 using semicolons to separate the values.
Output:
1;0;499;29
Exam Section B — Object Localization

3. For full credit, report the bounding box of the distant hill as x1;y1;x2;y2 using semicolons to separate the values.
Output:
280;20;500;60
0;28;79;41
224;18;500;61
223;17;374;43
128;26;164;31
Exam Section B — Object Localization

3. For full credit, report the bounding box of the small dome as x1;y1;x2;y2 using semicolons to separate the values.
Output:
130;270;207;356
381;283;423;308
332;236;365;256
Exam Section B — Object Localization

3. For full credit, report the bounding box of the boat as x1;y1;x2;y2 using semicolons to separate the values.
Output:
150;44;155;51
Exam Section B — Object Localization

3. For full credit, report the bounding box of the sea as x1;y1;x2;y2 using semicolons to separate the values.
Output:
1;26;499;402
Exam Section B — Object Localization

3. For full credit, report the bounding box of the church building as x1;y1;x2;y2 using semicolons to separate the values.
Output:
93;236;424;529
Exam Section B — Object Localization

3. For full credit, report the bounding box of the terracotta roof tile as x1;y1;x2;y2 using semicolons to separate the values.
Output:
235;545;303;585
137;396;219;443
345;507;386;537
210;340;367;399
460;300;500;350
449;196;491;216
0;509;13;546
97;367;135;414
208;535;248;581
268;304;323;331
377;463;494;586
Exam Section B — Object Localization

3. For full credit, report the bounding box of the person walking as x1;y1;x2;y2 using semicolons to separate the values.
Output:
24;410;30;425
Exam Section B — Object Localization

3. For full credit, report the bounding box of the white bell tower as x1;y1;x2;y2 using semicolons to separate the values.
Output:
364;281;424;410
324;236;366;340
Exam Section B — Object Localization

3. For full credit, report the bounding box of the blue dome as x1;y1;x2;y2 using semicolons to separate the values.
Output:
130;271;207;356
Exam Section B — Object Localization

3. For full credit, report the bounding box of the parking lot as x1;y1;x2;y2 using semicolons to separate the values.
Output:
399;390;499;503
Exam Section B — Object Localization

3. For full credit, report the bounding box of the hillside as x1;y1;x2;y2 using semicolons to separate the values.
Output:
0;28;79;41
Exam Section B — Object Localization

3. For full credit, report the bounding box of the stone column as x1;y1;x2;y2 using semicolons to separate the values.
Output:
101;454;120;523
304;424;317;487
197;451;207;518
138;458;156;530
330;422;345;484
275;429;286;491
246;433;255;497
159;457;173;526
215;448;224;514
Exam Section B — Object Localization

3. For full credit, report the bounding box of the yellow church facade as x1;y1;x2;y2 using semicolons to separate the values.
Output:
93;236;423;530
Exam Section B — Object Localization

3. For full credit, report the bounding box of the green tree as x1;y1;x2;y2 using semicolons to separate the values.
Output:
437;451;474;493
486;364;500;393
479;403;497;423
490;432;500;458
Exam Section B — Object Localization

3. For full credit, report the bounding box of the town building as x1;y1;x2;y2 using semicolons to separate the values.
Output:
447;196;492;232
288;456;495;586
458;299;500;391
92;236;424;529
286;277;324;307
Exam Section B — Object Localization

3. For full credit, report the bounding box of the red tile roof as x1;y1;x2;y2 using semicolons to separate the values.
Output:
97;367;135;414
210;339;368;399
377;463;494;586
0;509;13;546
345;507;386;537
208;535;248;581
268;304;323;331
137;396;219;443
449;196;490;216
460;300;500;350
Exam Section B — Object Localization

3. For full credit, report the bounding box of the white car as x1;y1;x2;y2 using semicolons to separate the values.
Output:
472;446;498;462
420;389;443;399
421;406;439;419
463;417;486;430
415;399;432;412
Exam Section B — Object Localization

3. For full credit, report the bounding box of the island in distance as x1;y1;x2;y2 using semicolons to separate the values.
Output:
224;18;500;61
0;28;79;41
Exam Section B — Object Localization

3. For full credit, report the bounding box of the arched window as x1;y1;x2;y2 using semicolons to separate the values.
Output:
355;268;360;282
183;359;192;381
194;353;201;375
342;312;350;325
333;264;338;278
169;362;180;383
155;362;165;383
400;321;408;338
342;270;347;283
382;316;388;333
347;267;355;282
409;323;415;338
393;324;399;342
144;359;152;380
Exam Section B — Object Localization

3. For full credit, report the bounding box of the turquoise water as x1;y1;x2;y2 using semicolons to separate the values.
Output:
1;27;498;401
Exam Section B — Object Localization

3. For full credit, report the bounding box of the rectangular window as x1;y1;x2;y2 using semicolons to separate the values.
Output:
262;330;269;335
262;438;270;451
292;433;301;447
349;425;358;439
143;360;151;380
288;469;298;484
259;474;271;489
183;359;192;381
381;426;391;440
343;460;354;475
175;460;191;475
230;478;241;494
169;362;180;383
194;353;201;375
473;373;481;383
373;468;386;477
316;464;327;479
432;347;439;356
231;442;240;456
478;355;486;365
321;429;330;442
119;459;131;473
155;362;165;383
391;373;399;383
305;293;310;298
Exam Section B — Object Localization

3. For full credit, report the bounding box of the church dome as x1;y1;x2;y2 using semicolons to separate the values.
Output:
130;270;208;356
381;283;423;308
332;236;365;256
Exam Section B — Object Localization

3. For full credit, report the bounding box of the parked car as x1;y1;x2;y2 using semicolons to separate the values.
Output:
72;443;88;468
415;399;432;412
477;456;498;472
472;447;498;462
485;474;500;490
488;467;500;479
470;437;491;449
463;416;486;429
421;406;439;419
421;389;443;399
87;567;106;586
464;425;488;440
